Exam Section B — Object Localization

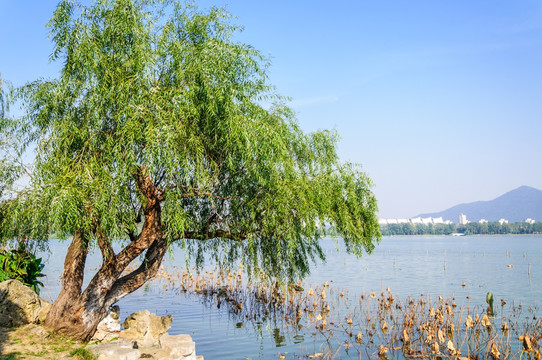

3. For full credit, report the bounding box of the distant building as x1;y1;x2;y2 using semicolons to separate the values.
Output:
378;218;401;225
479;219;488;224
421;217;433;225
498;218;509;225
378;217;453;225
526;218;536;224
459;213;469;225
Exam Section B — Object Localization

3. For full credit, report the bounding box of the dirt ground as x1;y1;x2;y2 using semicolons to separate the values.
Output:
0;324;93;360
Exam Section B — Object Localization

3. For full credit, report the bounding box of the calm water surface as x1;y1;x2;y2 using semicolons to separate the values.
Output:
38;235;542;359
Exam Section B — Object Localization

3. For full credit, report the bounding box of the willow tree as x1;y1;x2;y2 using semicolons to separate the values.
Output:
10;0;380;340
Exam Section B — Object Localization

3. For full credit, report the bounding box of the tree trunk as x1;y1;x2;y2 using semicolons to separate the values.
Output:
44;243;168;339
44;170;168;340
43;230;91;338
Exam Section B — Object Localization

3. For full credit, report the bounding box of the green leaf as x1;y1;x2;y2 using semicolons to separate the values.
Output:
0;247;46;293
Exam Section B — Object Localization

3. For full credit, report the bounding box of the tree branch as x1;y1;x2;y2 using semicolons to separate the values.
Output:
127;230;137;243
81;166;163;299
183;229;260;242
180;190;236;200
106;237;168;305
211;159;255;189
60;230;90;297
163;157;257;200
93;221;115;263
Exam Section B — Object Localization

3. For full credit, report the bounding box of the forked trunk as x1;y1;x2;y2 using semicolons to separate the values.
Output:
44;171;168;340
44;225;167;340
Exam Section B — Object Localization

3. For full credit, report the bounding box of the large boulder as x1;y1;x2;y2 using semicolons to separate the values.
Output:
120;310;172;346
0;279;51;327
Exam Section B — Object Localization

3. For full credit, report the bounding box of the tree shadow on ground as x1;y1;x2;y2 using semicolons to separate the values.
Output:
0;283;61;359
0;285;26;359
0;324;24;359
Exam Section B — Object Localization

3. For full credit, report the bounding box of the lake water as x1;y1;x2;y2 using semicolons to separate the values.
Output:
38;235;542;359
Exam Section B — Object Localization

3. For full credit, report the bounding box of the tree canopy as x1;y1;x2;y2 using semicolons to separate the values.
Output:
7;0;380;281
1;0;380;339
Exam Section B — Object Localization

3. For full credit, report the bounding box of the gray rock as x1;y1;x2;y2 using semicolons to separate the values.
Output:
159;334;196;360
88;335;203;360
90;309;204;360
0;279;51;327
120;310;172;346
87;340;141;360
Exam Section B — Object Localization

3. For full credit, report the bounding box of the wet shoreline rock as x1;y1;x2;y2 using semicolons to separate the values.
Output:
0;282;203;359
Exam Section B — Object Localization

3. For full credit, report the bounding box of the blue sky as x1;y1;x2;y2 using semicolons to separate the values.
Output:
1;1;541;219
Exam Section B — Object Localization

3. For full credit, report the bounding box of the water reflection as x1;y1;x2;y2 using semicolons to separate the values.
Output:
292;334;304;344
273;328;286;347
37;235;542;359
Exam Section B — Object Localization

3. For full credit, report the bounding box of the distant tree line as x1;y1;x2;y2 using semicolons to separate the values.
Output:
380;223;456;236
380;222;542;236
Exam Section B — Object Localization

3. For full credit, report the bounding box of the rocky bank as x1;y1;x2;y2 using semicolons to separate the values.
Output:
0;279;203;360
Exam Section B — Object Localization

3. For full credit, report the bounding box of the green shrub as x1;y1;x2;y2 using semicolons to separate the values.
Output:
0;242;45;294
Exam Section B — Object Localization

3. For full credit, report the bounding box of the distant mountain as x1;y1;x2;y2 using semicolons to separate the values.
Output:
416;186;542;223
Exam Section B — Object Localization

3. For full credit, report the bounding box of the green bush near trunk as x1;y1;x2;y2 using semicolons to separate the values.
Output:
0;243;45;294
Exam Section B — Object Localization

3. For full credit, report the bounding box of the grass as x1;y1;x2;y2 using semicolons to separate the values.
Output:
25;350;49;357
0;353;21;360
70;348;97;360
0;324;95;360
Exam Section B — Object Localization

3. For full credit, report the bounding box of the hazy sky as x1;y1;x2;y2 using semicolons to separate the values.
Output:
1;1;541;219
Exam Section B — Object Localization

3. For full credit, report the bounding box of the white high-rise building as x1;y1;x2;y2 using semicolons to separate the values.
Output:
459;213;468;225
